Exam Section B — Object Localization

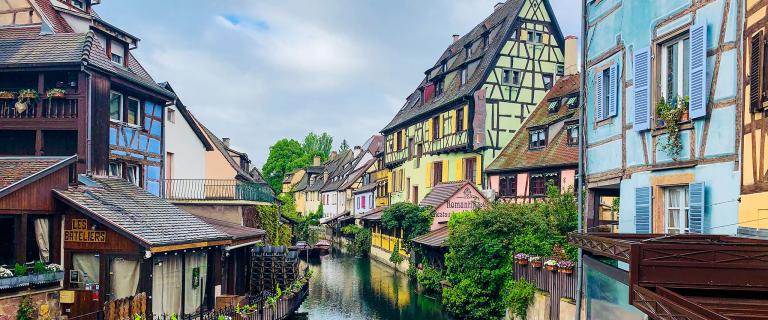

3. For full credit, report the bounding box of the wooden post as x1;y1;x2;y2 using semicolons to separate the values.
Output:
17;213;28;263
35;130;43;156
36;73;44;118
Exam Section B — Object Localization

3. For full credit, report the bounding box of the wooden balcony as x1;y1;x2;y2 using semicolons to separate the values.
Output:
0;97;79;119
423;130;468;155
570;232;768;319
384;148;408;167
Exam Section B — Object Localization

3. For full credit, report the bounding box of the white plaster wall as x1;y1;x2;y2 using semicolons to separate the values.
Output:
164;104;207;180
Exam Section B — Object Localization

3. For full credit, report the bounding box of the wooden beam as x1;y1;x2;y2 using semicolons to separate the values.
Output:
149;240;231;253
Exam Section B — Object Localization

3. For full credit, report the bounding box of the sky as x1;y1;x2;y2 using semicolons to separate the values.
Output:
97;0;582;167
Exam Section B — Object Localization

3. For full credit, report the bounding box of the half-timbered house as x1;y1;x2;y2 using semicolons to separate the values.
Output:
380;0;566;205
0;0;175;196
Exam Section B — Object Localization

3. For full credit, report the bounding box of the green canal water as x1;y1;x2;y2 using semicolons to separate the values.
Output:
290;249;452;320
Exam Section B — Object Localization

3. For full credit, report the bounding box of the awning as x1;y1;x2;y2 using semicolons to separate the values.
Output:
319;211;350;225
412;226;449;248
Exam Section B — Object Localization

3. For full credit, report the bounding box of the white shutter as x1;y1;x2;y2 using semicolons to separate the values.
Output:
689;23;708;119
609;64;618;118
633;47;651;131
595;70;604;121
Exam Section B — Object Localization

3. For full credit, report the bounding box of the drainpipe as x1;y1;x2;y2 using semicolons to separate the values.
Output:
575;0;588;318
82;66;93;175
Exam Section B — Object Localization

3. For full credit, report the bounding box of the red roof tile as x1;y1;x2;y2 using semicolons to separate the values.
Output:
0;157;67;190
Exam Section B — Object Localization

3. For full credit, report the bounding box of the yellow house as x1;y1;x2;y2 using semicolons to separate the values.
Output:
741;0;768;238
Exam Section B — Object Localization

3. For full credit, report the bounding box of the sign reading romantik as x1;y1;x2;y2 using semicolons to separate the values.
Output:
64;219;106;243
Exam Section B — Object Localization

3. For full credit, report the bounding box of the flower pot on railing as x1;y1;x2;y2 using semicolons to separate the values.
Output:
556;260;575;274
0;91;16;100
543;259;558;272
530;257;542;268
559;267;574;274
46;88;66;99
514;253;530;266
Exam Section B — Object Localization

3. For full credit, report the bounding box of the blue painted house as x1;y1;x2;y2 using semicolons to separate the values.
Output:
579;0;743;318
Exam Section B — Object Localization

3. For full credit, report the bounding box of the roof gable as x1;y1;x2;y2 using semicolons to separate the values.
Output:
0;156;76;198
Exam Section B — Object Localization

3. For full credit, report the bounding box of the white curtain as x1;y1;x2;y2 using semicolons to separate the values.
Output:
183;252;208;314
152;255;182;315
110;257;140;300
72;253;100;286
34;218;50;262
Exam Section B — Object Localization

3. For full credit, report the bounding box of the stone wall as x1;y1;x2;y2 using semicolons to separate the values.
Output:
0;289;60;320
504;291;580;320
369;245;410;273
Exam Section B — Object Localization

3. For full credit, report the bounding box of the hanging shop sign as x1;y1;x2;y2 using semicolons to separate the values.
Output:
64;219;106;243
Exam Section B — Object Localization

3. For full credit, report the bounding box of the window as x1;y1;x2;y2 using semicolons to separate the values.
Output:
664;186;690;234
547;99;561;114
110;41;125;65
529;129;546;149
456;108;465;132
502;69;521;86
395;131;402;150
543;74;554;90
461;68;468;85
749;31;766;113
166;152;174;180
465;45;472;59
566;95;579;109
167;108;176;123
464;157;476;183
126;97;140;126
435;80;444;96
661;35;691;101
499;174;517;197
557;65;565;76
126;165;140;186
108;162;122;177
432;116;441;140
441;62;447;73
530;173;559;196
527;31;543;44
442;113;452;134
567;125;579;146
432;161;443;186
361;195;366;208
71;0;86;10
109;92;123;121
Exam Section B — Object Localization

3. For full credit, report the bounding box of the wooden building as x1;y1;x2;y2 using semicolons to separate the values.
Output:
486;73;579;203
380;0;566;205
0;0;175;196
54;176;232;317
741;0;768;239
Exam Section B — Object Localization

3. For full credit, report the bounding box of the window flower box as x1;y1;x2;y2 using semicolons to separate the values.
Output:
29;271;64;285
543;259;558;271
530;256;542;268
514;253;529;265
557;260;575;274
0;275;30;290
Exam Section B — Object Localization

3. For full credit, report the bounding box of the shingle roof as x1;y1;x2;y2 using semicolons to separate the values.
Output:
353;182;378;195
54;176;231;248
486;74;580;172
419;181;479;208
338;157;376;191
0;156;76;197
381;0;535;133
360;206;387;221
412;226;450;248
197;216;265;241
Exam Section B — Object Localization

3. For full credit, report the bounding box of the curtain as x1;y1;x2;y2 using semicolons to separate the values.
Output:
110;257;140;300
152;255;182;315
72;253;100;286
34;218;50;262
184;252;208;314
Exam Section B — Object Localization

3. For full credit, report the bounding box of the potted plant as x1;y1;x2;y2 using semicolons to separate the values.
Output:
0;91;15;100
15;89;38;113
46;88;66;99
543;259;558;271
655;96;687;160
530;256;542;268
557;260;575;274
30;261;64;284
514;253;530;265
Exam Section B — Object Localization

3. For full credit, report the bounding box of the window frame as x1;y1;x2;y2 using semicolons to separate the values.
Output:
126;164;141;187
432;116;441;140
167;108;176;124
432;161;443;186
460;68;468;85
126;96;141;126
543;73;554;90
663;186;690;234
463;157;476;183
499;174;517;197
502;69;521;86
529;128;547;150
659;34;691;102
109;91;123;122
456;108;465;132
566;124;579;146
108;162;122;177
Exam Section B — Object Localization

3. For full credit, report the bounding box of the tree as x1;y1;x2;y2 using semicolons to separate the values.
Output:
338;139;350;152
261;139;307;192
380;202;433;252
302;132;333;161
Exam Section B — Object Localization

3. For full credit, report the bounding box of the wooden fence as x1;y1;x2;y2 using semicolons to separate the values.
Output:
513;261;577;319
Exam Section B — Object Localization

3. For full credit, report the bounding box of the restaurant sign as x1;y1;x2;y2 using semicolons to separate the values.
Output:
65;219;106;243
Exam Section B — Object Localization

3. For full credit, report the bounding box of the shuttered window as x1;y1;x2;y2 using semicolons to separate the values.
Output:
688;182;705;234
689;23;707;119
750;31;764;113
608;64;618;118
634;47;651;131
595;64;618;122
635;187;652;233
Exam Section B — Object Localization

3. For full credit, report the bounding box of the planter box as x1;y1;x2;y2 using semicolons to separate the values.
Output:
29;271;64;284
0;275;30;290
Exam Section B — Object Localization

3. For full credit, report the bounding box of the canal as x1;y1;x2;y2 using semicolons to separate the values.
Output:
290;249;452;320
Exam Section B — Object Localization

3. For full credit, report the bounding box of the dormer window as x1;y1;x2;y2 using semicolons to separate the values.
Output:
71;0;87;11
547;100;560;114
566;95;579;109
435;80;444;96
567;124;579;146
529;128;546;150
461;68;468;85
441;62;447;73
110;41;125;65
465;46;471;59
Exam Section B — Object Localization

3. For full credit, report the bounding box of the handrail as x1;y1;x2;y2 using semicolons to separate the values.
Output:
163;179;275;203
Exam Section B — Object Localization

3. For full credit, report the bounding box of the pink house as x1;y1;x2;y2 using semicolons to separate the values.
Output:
419;181;489;230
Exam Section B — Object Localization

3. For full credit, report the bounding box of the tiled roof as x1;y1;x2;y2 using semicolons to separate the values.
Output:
353;181;378;194
360;206;387;221
419;181;478;208
412;226;450;248
487;74;580;172
32;0;74;34
381;0;530;132
338;157;376;191
0;156;75;197
197;216;265;241
54;176;231;248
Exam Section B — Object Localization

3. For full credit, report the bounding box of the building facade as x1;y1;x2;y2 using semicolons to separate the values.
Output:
381;0;566;205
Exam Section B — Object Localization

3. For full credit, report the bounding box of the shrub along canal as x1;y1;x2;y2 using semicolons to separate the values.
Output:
289;249;452;320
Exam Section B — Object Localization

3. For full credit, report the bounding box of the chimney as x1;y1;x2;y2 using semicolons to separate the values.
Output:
353;146;362;157
330;151;337;160
222;138;231;148
494;2;505;11
452;34;461;43
564;36;579;76
313;156;321;166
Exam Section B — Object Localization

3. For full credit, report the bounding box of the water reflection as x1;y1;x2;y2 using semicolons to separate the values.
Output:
291;250;452;320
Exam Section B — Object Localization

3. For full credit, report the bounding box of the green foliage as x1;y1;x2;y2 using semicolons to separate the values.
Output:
338;139;350;152
32;261;46;274
341;225;371;256
442;185;579;319
258;205;292;246
13;263;27;276
417;265;443;296
262;133;334;193
16;296;35;320
389;242;404;265
381;202;433;252
302;132;333;162
503;279;536;318
655;96;688;160
133;314;142;320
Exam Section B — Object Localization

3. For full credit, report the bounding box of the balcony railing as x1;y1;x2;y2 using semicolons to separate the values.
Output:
163;179;275;203
0;98;78;119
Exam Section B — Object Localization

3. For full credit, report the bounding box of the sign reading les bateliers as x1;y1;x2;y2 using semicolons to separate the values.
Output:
65;219;106;243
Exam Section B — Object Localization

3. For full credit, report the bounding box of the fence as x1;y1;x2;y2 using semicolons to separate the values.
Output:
163;179;275;203
513;259;577;320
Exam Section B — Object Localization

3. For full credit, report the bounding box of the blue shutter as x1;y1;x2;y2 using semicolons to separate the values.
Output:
595;70;604;121
635;187;652;234
633;47;651;131
609;64;618;118
688;182;705;234
689;23;708;119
